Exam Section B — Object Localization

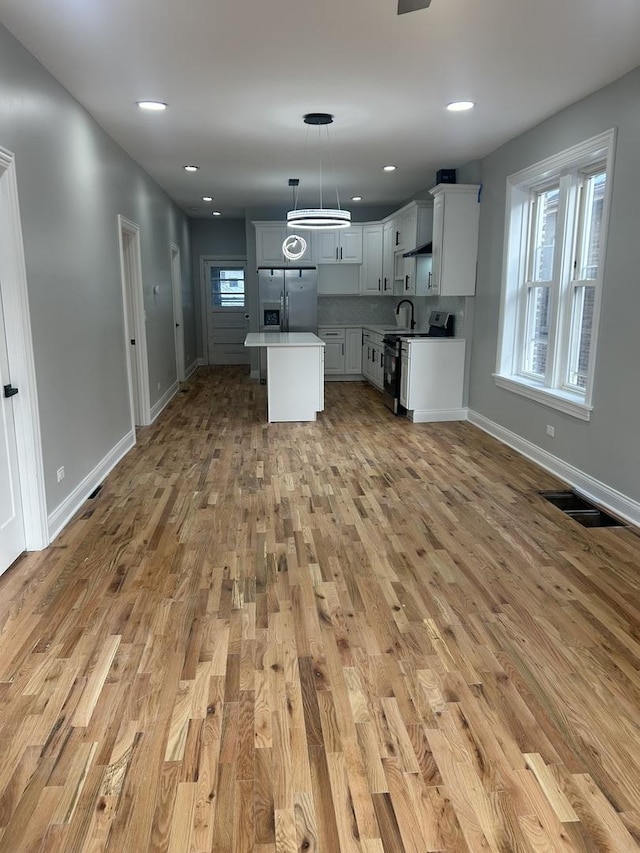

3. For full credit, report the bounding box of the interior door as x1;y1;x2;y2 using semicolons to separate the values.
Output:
0;286;25;574
204;261;250;364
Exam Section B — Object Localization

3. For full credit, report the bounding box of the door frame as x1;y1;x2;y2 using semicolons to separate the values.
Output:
0;145;48;551
118;215;151;427
170;243;185;382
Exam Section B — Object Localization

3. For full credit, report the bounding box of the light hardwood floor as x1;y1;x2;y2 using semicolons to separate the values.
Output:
1;367;639;852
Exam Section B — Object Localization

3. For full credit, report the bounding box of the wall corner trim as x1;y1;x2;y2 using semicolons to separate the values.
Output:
468;409;640;528
47;430;135;543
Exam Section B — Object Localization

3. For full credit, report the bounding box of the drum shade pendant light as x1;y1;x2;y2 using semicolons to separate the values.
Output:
287;113;351;230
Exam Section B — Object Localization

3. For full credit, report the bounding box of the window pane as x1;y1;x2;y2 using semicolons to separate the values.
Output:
530;187;559;282
576;171;606;280
566;285;595;390
523;285;550;377
211;267;245;308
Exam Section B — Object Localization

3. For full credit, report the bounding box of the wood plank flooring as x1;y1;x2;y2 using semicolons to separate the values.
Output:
1;366;640;851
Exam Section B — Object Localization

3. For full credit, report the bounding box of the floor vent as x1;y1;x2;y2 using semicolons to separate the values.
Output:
540;490;624;528
88;484;103;500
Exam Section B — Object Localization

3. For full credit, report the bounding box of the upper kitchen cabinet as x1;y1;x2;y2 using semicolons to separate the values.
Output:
392;201;433;253
314;226;363;264
254;223;315;266
428;184;480;296
360;224;384;295
382;220;395;294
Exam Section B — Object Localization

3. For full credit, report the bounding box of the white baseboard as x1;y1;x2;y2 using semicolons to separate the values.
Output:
410;407;469;423
468;409;640;528
325;375;364;382
48;429;135;542
250;369;260;380
150;380;179;423
197;358;207;366
184;360;199;380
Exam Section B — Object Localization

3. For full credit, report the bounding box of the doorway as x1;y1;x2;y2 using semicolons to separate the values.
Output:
0;145;48;572
202;259;250;365
170;243;185;382
118;216;150;427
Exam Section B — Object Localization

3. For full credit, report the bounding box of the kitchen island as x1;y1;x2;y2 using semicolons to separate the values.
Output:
244;332;325;422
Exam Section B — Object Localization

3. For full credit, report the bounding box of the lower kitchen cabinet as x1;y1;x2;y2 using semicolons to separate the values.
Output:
318;327;362;376
400;338;466;421
361;329;384;390
345;328;362;374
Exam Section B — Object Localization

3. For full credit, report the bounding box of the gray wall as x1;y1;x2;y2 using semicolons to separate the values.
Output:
469;65;640;503
0;24;195;515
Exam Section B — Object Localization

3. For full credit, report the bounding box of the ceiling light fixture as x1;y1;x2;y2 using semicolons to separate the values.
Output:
212;211;221;216
137;100;167;111
287;113;351;230
446;101;475;112
202;196;213;202
383;165;397;172
184;165;199;172
351;196;363;202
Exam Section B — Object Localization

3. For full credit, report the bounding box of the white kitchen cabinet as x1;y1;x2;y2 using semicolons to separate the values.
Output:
392;201;432;253
395;255;417;296
254;222;315;266
314;226;362;264
361;328;385;390
401;338;466;421
318;327;363;376
428;184;480;296
345;328;362;374
382;221;395;293
360;225;383;295
318;327;345;374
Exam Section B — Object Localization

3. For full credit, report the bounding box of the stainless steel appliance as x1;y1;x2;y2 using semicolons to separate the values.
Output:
258;266;318;381
382;311;454;414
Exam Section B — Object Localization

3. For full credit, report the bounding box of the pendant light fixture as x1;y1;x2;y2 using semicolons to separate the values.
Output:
287;113;351;230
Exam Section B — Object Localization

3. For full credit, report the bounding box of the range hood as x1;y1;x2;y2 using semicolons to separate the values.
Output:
403;241;432;257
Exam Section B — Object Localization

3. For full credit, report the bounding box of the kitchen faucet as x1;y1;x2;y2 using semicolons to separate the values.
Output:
396;299;416;329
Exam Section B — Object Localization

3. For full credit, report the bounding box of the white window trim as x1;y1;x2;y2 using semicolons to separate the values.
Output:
495;129;616;421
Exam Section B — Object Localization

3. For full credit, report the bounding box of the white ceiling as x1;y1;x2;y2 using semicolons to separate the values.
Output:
2;0;640;218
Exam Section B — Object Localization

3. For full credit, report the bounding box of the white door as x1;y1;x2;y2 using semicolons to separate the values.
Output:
0;287;25;573
204;261;250;365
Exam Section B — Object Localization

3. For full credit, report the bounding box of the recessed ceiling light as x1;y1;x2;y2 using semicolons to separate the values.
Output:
183;165;199;172
447;101;475;112
212;211;222;216
383;165;397;172
351;196;362;202
202;196;213;202
136;100;167;111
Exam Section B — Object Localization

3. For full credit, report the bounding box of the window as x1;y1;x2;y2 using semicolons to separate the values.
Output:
210;266;246;308
495;130;615;420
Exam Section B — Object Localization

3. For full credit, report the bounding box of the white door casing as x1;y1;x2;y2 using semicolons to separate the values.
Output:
118;215;151;427
0;145;48;564
0;287;25;571
170;243;185;382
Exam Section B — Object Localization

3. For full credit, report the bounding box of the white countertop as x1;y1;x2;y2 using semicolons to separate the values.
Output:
401;336;465;343
244;332;325;348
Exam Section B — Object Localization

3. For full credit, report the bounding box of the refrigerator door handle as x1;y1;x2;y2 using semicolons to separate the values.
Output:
285;293;289;330
280;292;285;330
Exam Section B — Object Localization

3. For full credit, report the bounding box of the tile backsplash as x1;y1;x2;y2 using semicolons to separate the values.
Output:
318;295;468;337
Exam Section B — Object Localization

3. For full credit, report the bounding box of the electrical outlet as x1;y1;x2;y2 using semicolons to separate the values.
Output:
546;425;555;437
56;466;65;482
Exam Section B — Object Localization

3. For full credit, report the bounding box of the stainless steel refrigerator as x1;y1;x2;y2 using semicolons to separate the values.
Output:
258;266;318;381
